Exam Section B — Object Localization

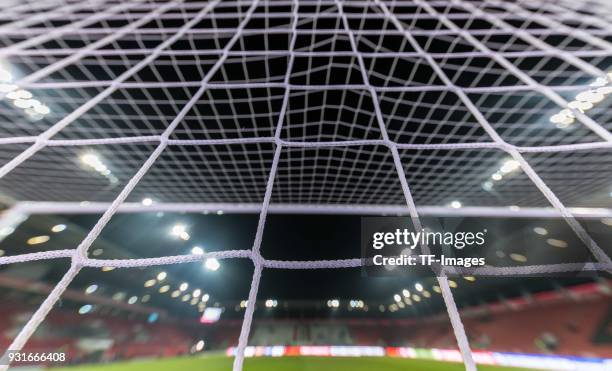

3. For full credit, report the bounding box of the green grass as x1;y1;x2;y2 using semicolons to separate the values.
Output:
52;354;536;371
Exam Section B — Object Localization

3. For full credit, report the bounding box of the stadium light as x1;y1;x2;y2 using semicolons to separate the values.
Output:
0;60;50;120
510;253;528;263
144;279;156;288
546;239;568;248
205;258;220;271
200;308;222;324
141;198;153;206
159;285;170;293
402;289;410;297
534;227;548;236
201;294;210;302
450;201;462;209
157;271;167;281
265;299;278;308
192;246;204;255
484;158;523;191
195;340;205;352
51;224;66;233
27;235;49;245
349;300;364;309
193;289;202;298
170;224;185;237
550;75;612;130
78;304;93;315
170;224;190;240
179;282;189;291
84;284;98;294
80;152;118;184
501;159;520;174
415;283;423;292
147;312;159;323
128;296;138;305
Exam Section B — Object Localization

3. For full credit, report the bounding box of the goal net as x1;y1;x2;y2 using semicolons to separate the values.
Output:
0;0;611;370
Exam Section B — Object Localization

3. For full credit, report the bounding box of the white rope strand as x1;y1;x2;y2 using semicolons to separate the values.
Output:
354;1;478;369
2;133;612;154
232;0;298;368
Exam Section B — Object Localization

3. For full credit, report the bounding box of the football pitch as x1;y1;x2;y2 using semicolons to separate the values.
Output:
52;354;536;371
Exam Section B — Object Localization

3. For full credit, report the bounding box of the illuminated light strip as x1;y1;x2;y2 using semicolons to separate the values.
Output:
550;73;612;129
482;158;521;191
80;152;119;184
0;60;51;121
225;345;612;370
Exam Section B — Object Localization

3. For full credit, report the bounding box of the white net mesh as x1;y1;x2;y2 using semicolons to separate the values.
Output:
0;0;611;370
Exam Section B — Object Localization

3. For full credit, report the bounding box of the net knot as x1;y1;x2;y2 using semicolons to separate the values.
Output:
71;252;88;268
251;251;265;267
